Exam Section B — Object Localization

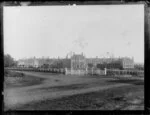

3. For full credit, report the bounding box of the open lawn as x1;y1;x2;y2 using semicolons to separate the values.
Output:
4;70;45;88
4;71;144;110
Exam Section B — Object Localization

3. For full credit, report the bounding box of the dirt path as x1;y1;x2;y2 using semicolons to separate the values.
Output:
4;71;137;109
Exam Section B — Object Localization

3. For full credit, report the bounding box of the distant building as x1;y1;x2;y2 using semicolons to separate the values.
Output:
134;63;144;70
18;58;40;68
96;57;134;70
18;60;25;67
121;57;134;69
71;53;86;70
61;59;71;68
17;53;134;70
86;57;114;68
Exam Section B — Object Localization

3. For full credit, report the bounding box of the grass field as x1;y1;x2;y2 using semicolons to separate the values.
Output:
4;70;144;110
4;70;45;88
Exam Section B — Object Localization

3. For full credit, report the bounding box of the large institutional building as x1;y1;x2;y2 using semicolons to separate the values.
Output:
17;53;134;70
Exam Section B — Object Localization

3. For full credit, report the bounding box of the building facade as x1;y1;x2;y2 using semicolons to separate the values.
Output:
96;57;134;70
121;57;134;69
71;53;86;70
17;53;134;70
18;58;38;68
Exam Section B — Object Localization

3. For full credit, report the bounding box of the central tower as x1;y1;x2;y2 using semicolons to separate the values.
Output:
71;52;86;70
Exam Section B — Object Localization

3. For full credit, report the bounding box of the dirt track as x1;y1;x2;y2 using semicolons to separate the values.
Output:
4;71;143;110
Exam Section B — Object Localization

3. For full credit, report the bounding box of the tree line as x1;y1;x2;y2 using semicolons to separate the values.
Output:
4;54;17;67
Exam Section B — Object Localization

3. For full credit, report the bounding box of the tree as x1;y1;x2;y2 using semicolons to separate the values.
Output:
4;54;17;67
42;64;49;68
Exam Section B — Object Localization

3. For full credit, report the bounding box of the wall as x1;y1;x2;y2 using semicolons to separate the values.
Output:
65;68;106;75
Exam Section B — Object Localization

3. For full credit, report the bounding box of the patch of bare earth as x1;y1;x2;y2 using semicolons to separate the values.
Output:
11;84;144;110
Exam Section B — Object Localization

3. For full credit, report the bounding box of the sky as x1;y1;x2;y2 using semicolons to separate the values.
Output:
4;5;144;63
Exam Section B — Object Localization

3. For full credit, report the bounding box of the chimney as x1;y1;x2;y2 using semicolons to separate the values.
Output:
66;54;68;59
73;52;75;55
82;52;83;56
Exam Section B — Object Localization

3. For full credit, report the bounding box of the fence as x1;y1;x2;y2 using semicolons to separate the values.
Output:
65;68;86;75
6;67;106;76
65;68;106;75
6;67;65;74
5;67;144;77
87;69;106;75
106;69;144;77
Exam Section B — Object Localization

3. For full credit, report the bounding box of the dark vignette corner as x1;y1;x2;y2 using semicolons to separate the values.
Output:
0;1;149;115
145;2;150;113
0;2;4;115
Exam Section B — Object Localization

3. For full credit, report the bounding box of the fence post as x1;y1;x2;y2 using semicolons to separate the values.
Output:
65;68;67;75
79;69;80;76
86;67;88;75
104;68;107;75
92;67;93;76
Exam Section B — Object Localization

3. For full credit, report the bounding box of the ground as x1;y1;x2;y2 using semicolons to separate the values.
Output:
4;70;144;110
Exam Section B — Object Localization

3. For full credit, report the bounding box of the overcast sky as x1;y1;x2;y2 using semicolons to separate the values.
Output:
4;5;144;63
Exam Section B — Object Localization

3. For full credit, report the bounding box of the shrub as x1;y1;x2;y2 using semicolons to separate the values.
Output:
4;69;24;77
4;69;9;77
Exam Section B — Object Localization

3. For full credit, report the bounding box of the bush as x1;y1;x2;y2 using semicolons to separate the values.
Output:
4;69;24;77
4;69;9;77
4;54;17;67
11;72;24;77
